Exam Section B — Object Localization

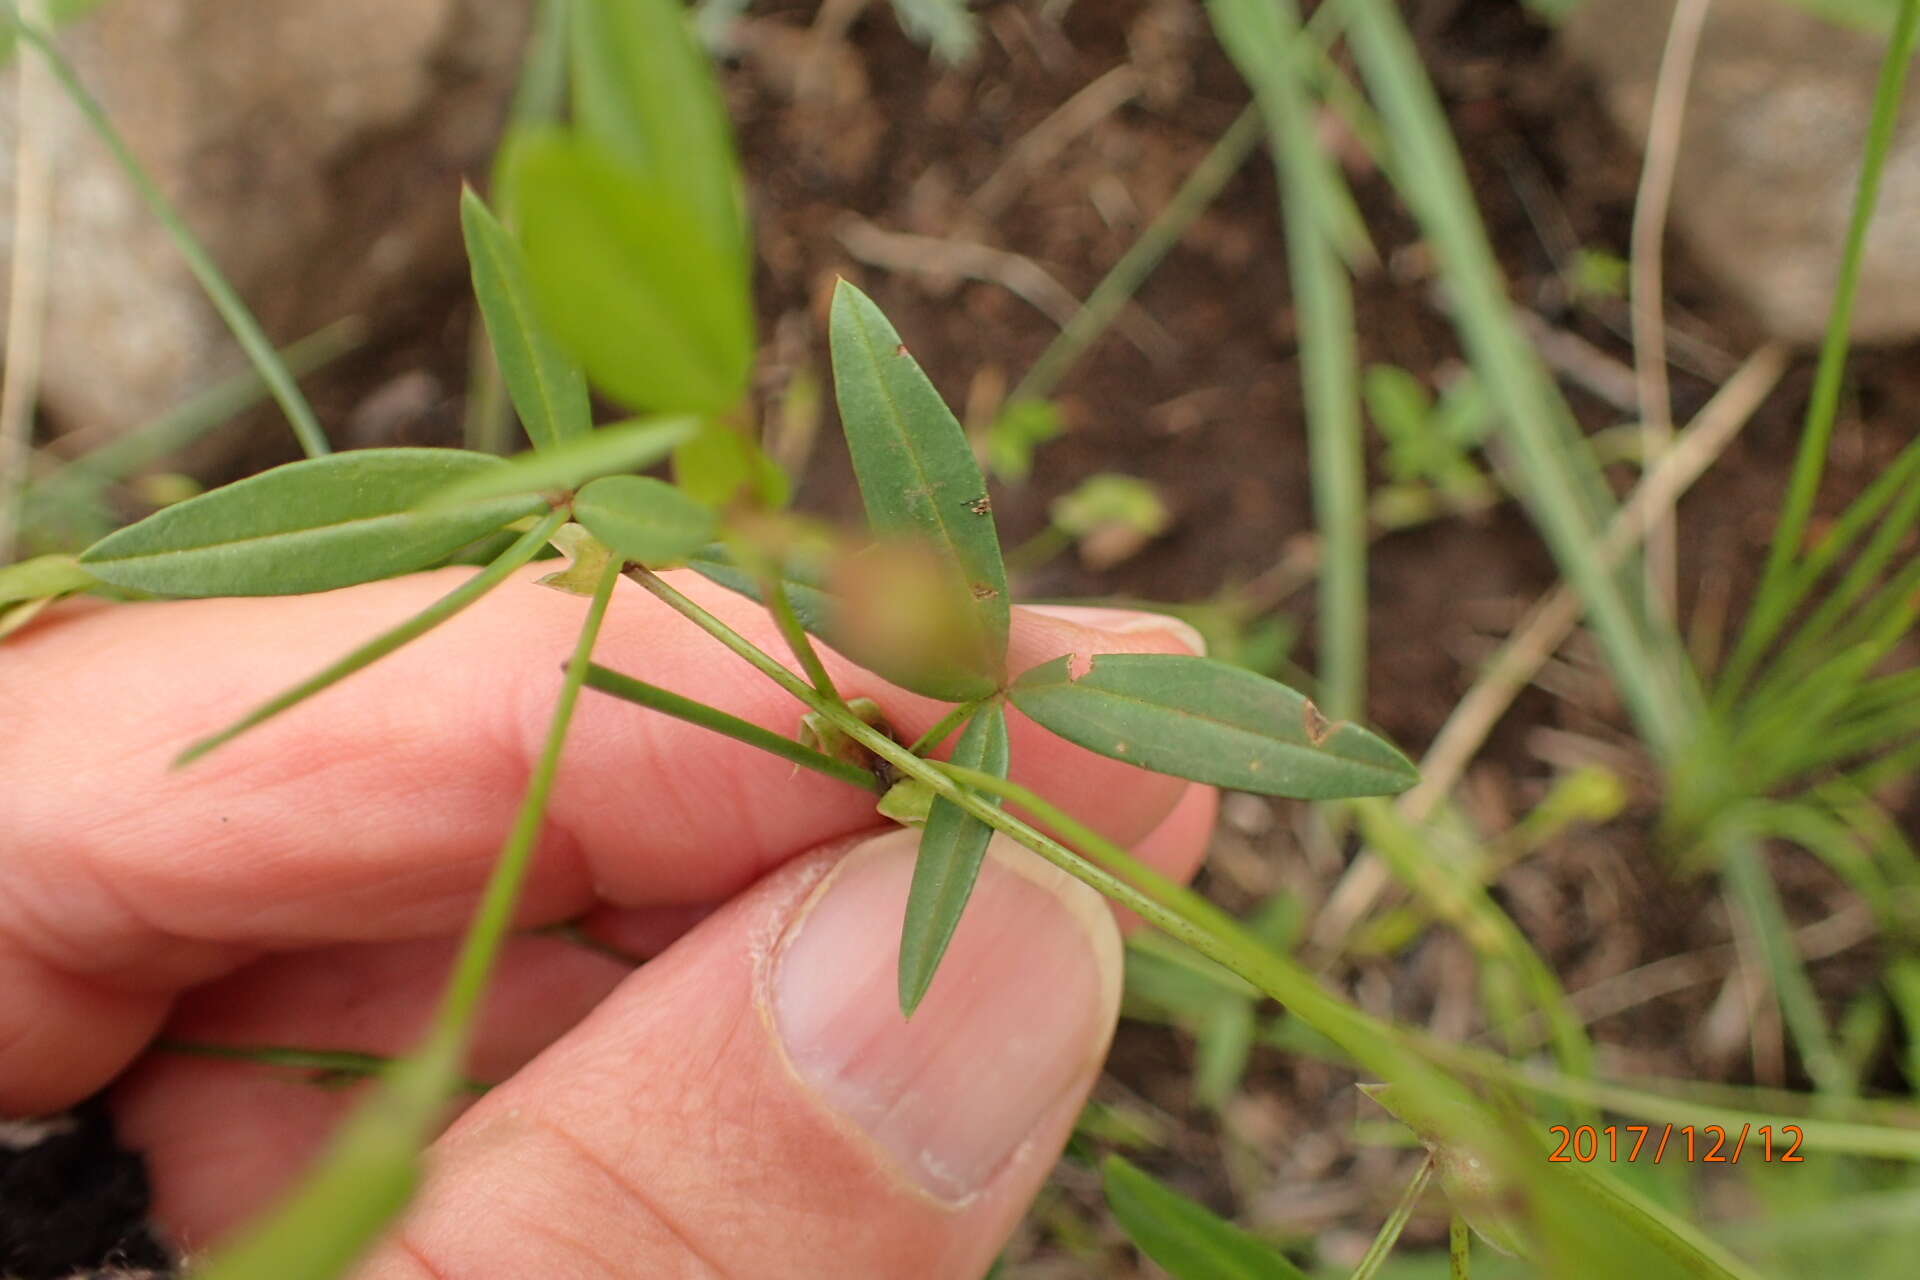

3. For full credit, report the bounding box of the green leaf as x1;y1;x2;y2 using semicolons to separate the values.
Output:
506;130;753;415
569;0;745;256
423;416;699;509
176;509;570;765
460;187;593;451
1009;653;1417;799
0;553;99;608
899;702;1009;1015
828;280;1008;677
1103;1155;1308;1280
673;422;792;509
573;475;716;566
686;546;835;636
77;449;546;597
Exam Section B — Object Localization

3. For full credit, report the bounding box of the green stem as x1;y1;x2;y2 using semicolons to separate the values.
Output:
420;554;622;1068
1718;835;1853;1099
906;699;979;756
1348;1156;1434;1280
764;572;842;703
156;1039;489;1095
10;14;332;459
1749;0;1920;621
1007;105;1263;408
581;661;879;792
176;508;570;765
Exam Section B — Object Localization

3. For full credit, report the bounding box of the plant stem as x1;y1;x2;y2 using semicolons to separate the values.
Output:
1748;0;1920;627
581;661;879;791
176;508;570;765
1348;1156;1434;1280
156;1039;490;1095
10;13;333;459
907;699;979;756
421;554;622;1066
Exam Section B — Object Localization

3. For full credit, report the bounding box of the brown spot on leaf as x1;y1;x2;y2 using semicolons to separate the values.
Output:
1065;652;1094;681
968;495;992;515
1113;741;1129;755
1303;699;1333;746
894;343;910;357
970;582;999;600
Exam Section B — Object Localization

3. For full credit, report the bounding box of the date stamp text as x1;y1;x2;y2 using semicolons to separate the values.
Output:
1547;1124;1804;1164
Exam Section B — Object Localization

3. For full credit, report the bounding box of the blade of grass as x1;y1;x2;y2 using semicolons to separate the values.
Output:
1210;0;1367;721
1347;1156;1434;1280
1344;0;1695;758
9;12;332;459
1715;432;1920;706
1718;835;1853;1098
1004;105;1262;410
1742;0;1920;654
580;660;879;791
175;507;568;765
1353;797;1595;1081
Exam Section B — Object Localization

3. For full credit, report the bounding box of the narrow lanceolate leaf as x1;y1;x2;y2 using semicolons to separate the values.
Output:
1009;653;1417;799
77;450;546;597
899;702;1009;1016
1103;1156;1309;1280
569;0;745;258
828;280;1008;677
460;187;592;450
507;131;754;415
573;475;716;566
422;416;699;509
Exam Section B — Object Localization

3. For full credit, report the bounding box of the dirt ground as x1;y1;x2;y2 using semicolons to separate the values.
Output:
16;0;1917;1274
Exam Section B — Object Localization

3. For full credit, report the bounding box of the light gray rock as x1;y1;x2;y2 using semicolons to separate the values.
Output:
0;0;527;437
1563;0;1920;343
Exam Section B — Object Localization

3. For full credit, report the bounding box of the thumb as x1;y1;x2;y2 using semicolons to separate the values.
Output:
360;828;1123;1279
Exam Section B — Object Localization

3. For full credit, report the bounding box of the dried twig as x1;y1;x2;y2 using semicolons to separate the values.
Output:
1631;0;1713;613
970;65;1140;219
835;216;1175;362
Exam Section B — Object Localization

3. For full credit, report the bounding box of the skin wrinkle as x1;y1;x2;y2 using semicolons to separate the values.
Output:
524;1108;732;1280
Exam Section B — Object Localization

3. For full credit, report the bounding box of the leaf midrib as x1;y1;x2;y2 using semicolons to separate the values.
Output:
1023;668;1401;775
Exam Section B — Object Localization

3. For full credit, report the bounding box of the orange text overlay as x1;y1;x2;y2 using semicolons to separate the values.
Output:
1546;1124;1804;1164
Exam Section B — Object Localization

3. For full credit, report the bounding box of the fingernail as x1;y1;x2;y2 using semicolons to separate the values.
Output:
1018;603;1207;657
771;829;1121;1203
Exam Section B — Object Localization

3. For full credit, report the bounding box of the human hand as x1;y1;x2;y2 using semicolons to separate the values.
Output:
2;567;1215;1277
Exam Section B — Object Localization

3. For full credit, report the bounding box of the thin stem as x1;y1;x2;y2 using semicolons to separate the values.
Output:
1628;0;1711;614
1348;1156;1434;1280
422;554;622;1061
156;1039;489;1095
1449;1212;1470;1280
581;661;879;792
1006;105;1262;408
1750;0;1920;619
907;699;979;756
10;13;332;458
764;572;841;702
176;508;570;765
